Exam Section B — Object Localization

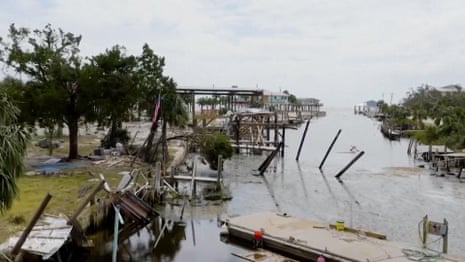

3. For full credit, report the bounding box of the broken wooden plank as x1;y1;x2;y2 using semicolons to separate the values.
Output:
172;175;220;183
9;215;72;260
328;224;386;240
12;193;53;257
68;180;105;226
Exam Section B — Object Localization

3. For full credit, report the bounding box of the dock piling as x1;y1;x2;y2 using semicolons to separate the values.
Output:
258;142;283;175
319;129;342;169
296;119;311;161
281;127;285;157
335;151;365;180
217;155;223;190
190;160;197;199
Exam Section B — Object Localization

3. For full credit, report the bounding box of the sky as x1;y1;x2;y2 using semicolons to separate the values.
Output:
1;0;465;106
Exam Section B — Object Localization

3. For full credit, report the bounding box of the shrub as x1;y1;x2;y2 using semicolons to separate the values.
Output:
200;132;233;170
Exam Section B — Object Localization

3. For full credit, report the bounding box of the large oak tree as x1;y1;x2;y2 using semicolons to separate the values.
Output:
0;24;84;159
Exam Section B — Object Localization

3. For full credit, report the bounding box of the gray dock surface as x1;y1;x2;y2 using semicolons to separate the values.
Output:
224;212;463;262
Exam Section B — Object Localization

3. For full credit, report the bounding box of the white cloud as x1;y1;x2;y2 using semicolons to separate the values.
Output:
2;0;465;106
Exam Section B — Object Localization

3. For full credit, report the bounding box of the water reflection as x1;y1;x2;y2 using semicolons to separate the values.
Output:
88;108;465;259
151;218;186;261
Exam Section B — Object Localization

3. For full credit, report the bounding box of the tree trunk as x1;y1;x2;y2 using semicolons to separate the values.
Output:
68;119;79;159
67;88;79;160
109;120;118;148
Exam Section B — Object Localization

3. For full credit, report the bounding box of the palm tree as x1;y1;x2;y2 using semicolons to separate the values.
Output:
0;92;29;213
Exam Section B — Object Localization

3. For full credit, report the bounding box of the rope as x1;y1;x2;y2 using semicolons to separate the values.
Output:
417;219;445;249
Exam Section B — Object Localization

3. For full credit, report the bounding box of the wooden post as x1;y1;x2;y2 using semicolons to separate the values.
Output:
191;92;196;128
281;126;285;157
274;112;278;147
235;116;240;154
319;129;342;169
258;145;279;172
170;166;175;186
422;215;428;248
153;162;161;202
335;151;365;180
259;142;282;175
68;180;105;225
443;218;448;253
407;138;413;155
266;115;270;142
217;155;223;190
296;119;311;161
190;160;197;199
12;193;53;256
428;144;432;162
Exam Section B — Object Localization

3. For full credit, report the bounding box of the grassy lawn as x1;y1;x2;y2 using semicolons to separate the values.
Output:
1;131;179;244
0;166;128;243
0;133;133;243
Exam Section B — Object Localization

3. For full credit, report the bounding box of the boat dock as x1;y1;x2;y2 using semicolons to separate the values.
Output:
222;212;463;262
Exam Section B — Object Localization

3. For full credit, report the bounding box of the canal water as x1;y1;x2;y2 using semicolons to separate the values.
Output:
90;107;465;261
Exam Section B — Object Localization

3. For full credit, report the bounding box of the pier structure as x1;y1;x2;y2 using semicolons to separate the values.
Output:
176;87;323;128
229;112;296;156
222;212;463;262
176;87;262;128
263;101;324;122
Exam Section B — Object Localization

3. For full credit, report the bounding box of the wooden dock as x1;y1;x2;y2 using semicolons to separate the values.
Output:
222;212;464;262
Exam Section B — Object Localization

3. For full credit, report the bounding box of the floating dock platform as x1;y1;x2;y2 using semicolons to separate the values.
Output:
222;212;463;262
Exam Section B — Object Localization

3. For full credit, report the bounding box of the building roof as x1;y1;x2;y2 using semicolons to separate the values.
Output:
438;84;462;93
262;90;289;96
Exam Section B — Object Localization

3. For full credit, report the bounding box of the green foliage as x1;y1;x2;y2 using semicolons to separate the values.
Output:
0;92;29;213
282;90;299;105
249;99;263;108
288;94;298;105
84;45;138;147
390;84;465;149
135;43;165;116
87;45;137;125
1;25;187;159
134;44;188;127
200;132;233;170
0;24;83;159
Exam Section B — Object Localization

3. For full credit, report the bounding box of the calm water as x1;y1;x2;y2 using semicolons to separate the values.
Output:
91;107;465;261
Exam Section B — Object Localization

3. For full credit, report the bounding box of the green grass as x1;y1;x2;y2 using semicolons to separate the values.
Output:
0;167;127;243
1;131;181;243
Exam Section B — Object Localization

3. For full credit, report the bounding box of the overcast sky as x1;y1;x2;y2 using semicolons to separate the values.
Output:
1;0;465;106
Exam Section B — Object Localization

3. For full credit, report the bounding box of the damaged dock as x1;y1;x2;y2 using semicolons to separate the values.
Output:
222;212;464;262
